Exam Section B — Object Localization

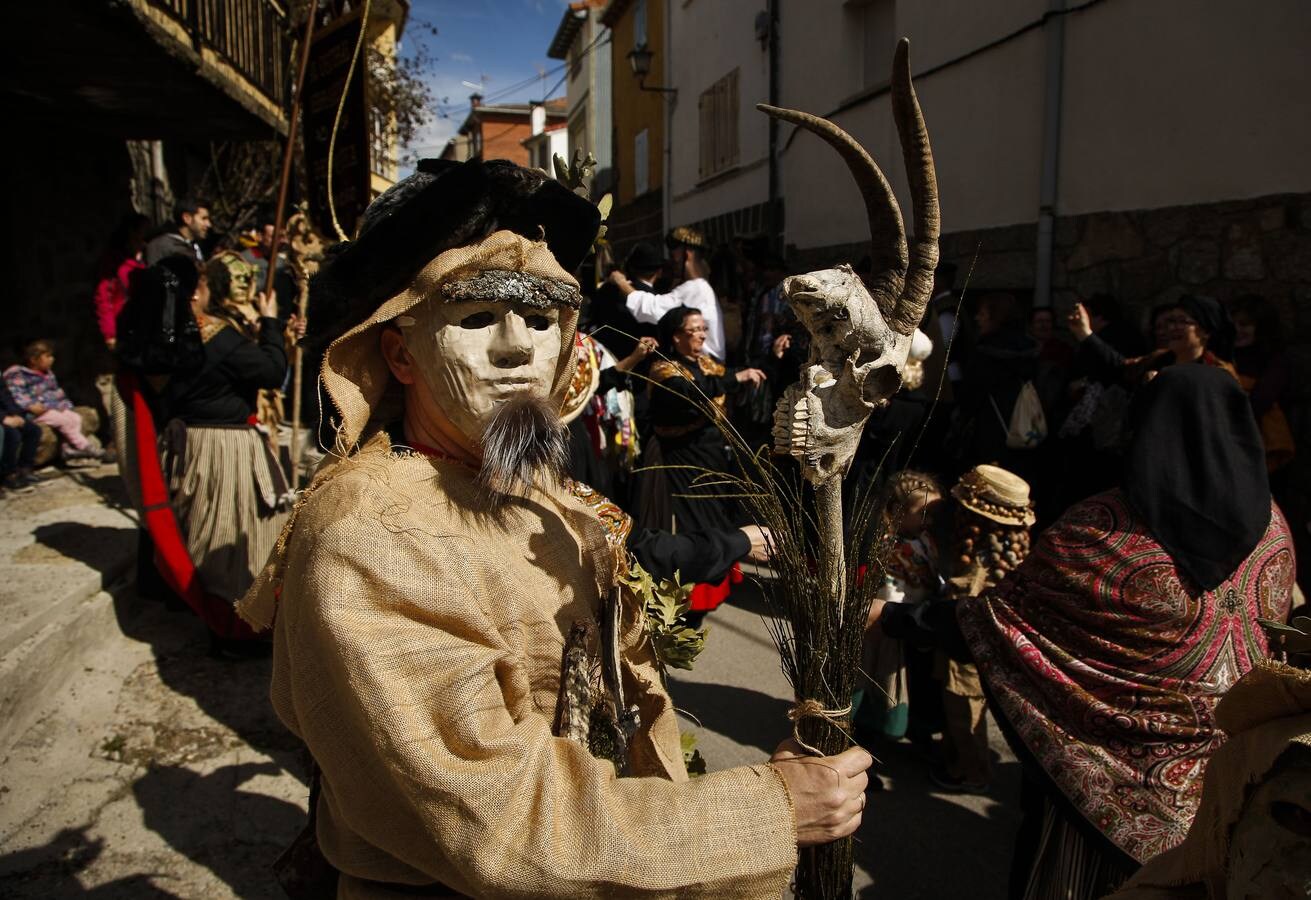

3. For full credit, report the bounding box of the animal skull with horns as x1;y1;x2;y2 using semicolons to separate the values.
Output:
761;39;940;486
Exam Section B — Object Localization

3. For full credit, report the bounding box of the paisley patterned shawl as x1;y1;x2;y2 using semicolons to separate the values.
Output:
958;488;1294;863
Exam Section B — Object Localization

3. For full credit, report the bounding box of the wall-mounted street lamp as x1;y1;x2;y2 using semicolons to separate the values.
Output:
627;43;677;96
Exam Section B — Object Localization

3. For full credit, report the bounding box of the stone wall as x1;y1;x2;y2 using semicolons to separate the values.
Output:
789;192;1311;345
0;129;140;409
938;192;1311;344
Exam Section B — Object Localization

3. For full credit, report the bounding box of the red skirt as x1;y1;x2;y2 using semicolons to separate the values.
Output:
688;562;743;612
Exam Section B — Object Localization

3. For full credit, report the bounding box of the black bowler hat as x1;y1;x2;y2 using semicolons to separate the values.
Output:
624;241;664;274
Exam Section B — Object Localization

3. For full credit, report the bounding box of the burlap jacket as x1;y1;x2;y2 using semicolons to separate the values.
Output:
240;434;796;899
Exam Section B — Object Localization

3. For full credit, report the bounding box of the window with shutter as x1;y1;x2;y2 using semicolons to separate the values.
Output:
697;67;740;181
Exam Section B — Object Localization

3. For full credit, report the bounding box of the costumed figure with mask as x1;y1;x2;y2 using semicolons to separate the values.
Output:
237;159;872;899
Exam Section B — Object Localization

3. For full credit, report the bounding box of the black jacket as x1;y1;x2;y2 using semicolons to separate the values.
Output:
0;379;24;418
585;280;656;359
163;317;288;425
957;329;1038;465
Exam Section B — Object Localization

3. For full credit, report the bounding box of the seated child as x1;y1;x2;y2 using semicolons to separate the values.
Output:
1;376;42;490
3;339;104;462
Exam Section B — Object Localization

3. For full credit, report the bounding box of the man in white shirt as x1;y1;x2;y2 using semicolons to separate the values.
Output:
608;226;727;360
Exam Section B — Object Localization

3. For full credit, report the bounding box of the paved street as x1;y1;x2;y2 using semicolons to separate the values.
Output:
0;599;306;898
668;580;1021;899
0;554;1018;898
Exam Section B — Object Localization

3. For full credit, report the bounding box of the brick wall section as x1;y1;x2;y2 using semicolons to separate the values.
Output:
477;115;534;167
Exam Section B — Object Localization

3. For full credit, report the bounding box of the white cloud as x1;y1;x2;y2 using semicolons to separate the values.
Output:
406;115;460;160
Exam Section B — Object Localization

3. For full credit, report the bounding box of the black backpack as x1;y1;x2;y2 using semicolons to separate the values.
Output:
117;258;205;376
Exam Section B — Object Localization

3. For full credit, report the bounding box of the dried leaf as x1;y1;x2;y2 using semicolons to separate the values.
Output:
623;562;707;672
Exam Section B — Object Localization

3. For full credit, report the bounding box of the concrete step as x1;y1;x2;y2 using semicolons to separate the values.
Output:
0;467;140;754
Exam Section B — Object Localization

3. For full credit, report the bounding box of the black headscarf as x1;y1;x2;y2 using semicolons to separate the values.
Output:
1177;293;1235;360
1122;365;1270;591
656;305;700;357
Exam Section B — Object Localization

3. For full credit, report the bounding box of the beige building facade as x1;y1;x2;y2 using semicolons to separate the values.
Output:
666;0;774;245
778;0;1311;326
549;0;615;199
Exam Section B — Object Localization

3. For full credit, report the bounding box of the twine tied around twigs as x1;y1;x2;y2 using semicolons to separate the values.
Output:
787;699;854;757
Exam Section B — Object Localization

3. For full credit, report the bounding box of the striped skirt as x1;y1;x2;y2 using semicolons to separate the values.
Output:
162;422;290;604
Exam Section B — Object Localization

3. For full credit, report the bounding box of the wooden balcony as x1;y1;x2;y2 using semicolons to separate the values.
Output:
3;0;292;139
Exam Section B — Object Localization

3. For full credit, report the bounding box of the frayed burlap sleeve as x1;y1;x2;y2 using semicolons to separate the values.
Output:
271;471;796;899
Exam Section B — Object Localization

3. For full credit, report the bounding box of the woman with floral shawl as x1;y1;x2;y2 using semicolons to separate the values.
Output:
873;365;1295;899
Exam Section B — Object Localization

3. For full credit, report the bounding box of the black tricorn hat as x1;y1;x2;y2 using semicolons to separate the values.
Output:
308;158;601;351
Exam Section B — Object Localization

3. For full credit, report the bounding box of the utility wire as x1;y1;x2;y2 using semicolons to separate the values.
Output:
430;25;610;122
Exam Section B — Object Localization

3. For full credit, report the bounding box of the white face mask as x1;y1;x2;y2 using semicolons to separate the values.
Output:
399;298;562;443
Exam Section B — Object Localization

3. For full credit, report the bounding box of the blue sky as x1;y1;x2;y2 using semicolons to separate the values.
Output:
400;0;578;165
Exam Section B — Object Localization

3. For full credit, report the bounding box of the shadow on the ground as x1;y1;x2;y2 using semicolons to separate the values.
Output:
131;761;303;898
92;587;309;897
853;737;1023;900
722;576;786;620
63;469;133;513
32;522;136;586
666;679;794;756
108;588;306;775
0;826;183;898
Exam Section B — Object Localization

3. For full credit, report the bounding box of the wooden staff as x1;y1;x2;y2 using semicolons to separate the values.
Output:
287;225;313;488
266;8;317;486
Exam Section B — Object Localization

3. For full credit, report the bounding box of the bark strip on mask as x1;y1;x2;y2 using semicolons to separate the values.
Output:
441;269;582;309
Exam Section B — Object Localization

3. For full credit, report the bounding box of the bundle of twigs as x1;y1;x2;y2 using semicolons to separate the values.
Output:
746;468;884;900
629;361;889;900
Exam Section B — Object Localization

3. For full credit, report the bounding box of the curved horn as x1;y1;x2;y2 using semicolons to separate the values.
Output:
888;38;940;336
756;102;907;319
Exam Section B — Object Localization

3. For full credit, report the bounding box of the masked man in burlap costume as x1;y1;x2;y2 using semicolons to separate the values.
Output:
238;159;870;899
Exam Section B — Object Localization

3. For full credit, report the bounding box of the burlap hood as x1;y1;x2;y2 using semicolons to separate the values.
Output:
322;229;582;450
1109;659;1311;899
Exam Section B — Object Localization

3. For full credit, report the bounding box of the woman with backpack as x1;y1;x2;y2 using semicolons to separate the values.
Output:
115;255;299;652
952;292;1040;476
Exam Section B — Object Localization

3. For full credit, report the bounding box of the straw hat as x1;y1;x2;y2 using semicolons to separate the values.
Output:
951;464;1036;527
666;225;707;250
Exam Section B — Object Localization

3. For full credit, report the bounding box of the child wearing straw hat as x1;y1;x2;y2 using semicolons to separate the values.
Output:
933;464;1036;793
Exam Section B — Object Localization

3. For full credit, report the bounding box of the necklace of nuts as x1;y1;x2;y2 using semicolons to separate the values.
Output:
954;514;1032;586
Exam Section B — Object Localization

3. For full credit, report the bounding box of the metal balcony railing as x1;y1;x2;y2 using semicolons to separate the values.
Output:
149;0;291;109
